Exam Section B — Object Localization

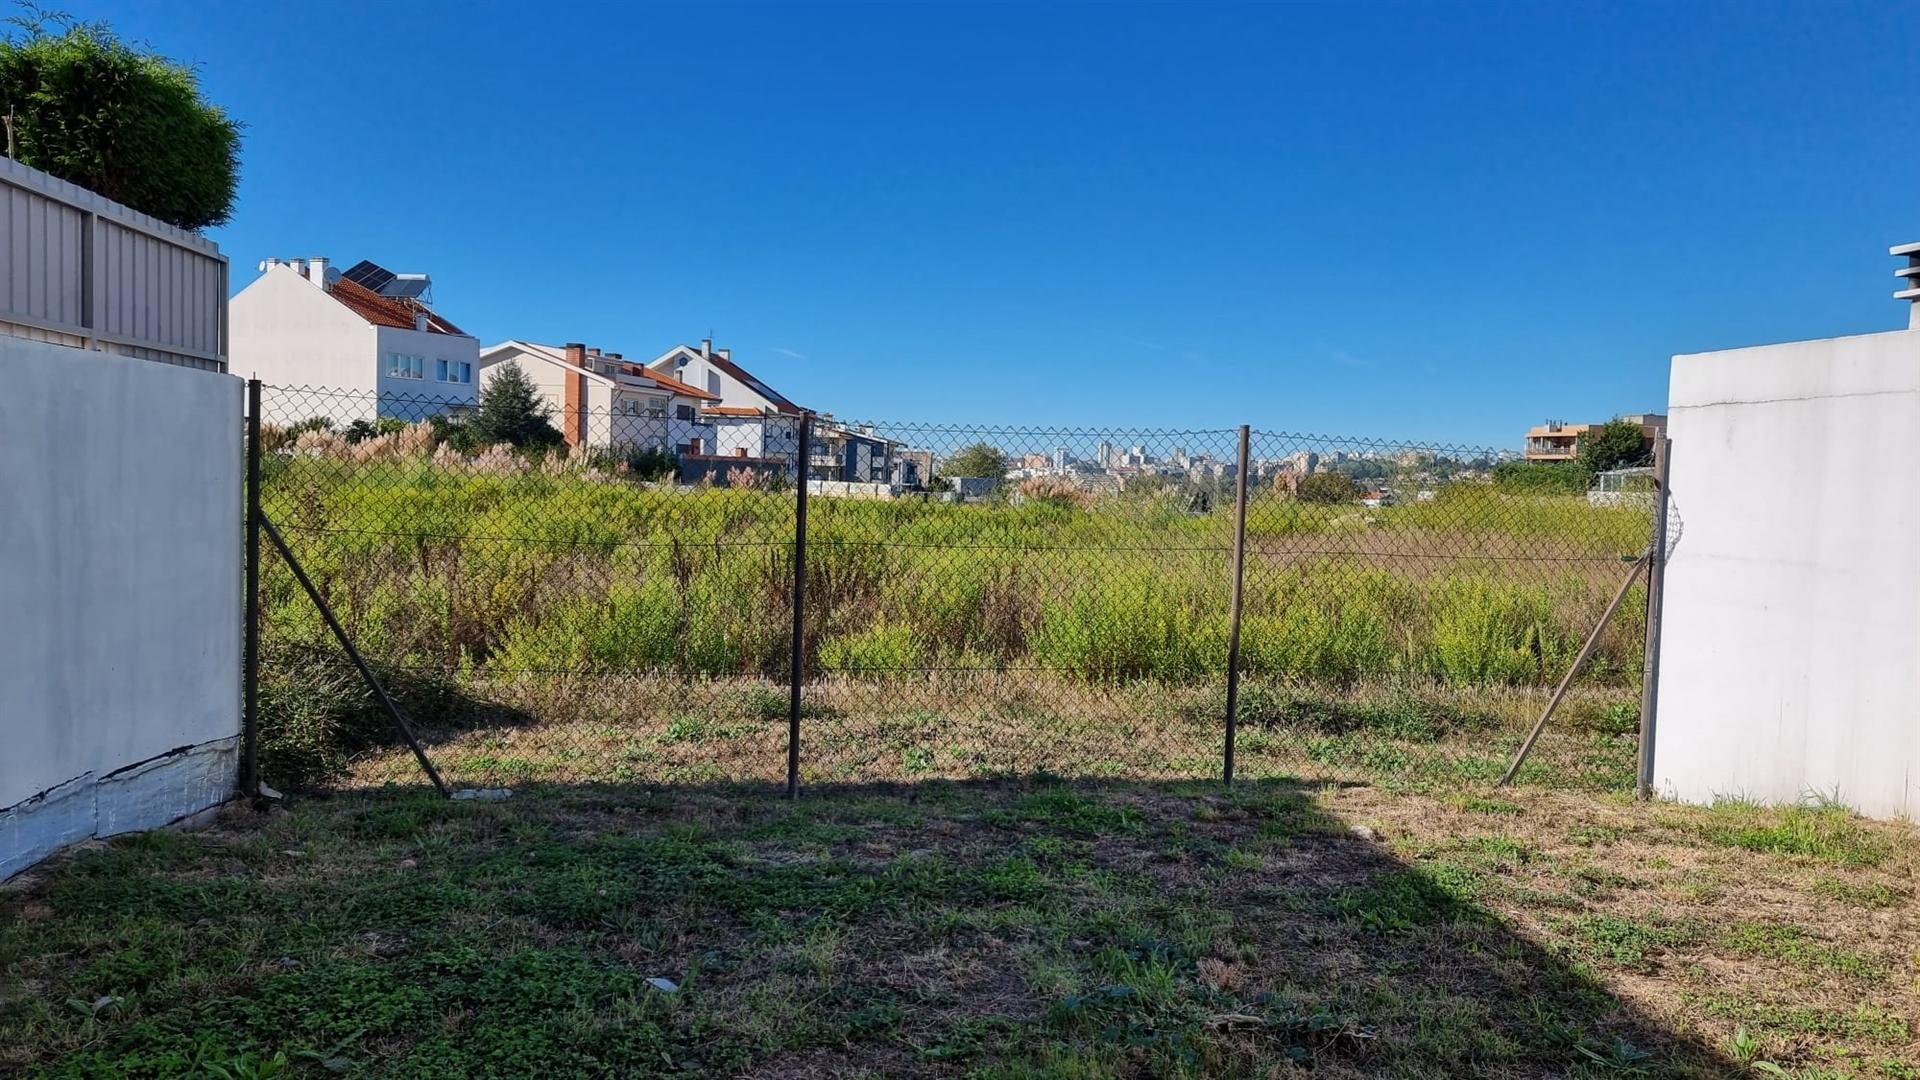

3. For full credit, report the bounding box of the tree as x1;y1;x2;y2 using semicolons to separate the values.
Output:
1492;459;1590;495
465;363;563;450
1578;420;1647;474
1297;471;1362;505
1;13;241;229
943;442;1007;479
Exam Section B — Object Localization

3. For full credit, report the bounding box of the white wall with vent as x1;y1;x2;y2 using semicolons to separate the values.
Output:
1653;328;1920;818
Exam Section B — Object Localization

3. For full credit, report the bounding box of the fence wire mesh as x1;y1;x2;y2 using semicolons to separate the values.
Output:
251;384;1656;796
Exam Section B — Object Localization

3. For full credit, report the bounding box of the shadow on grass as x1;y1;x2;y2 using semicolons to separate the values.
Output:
0;775;1734;1078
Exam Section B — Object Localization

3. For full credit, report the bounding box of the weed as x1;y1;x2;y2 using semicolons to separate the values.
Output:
1560;913;1700;970
1693;802;1892;867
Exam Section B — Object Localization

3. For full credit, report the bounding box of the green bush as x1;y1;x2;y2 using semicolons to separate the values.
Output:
1297;471;1362;505
0;14;241;229
1492;460;1591;495
343;417;407;443
1579;420;1649;473
625;446;677;481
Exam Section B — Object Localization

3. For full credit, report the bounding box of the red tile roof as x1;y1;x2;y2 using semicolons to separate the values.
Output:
703;405;775;417
329;278;468;337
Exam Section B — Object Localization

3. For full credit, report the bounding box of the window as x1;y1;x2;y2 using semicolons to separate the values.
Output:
433;359;473;384
674;403;696;421
387;353;424;379
619;399;640;417
644;397;667;418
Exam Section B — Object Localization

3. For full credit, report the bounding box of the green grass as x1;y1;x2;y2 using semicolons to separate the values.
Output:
1690;802;1892;867
1811;878;1908;910
7;779;1917;1078
1720;921;1889;983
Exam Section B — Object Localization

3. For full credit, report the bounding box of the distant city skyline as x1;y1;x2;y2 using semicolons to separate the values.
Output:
83;1;1920;447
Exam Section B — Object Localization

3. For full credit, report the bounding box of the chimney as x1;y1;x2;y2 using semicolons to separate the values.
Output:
413;312;429;332
561;343;587;448
700;338;713;358
308;257;329;290
716;347;731;361
1893;242;1920;329
587;346;601;356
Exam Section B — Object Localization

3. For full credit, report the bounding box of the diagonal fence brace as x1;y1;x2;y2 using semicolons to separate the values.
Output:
260;512;452;798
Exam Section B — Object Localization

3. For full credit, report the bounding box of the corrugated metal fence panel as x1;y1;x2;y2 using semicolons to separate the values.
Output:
5;178;84;328
0;157;226;372
99;220;225;364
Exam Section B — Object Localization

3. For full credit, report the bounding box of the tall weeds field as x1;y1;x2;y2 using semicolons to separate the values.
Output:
258;444;1653;790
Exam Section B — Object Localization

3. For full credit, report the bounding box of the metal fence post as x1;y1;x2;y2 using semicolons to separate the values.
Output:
242;379;262;799
1223;425;1251;785
1636;436;1672;800
787;412;814;800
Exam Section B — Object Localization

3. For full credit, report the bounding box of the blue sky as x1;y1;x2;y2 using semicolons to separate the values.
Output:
83;1;1920;447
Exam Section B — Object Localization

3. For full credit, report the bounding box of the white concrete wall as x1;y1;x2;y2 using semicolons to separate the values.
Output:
1;337;242;877
1654;328;1920;818
230;264;374;391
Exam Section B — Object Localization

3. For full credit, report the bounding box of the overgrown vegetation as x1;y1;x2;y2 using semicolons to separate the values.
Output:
0;11;241;229
253;428;1653;788
4;782;1912;1078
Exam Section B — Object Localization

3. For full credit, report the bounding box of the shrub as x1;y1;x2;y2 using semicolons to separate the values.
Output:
944;442;1008;480
1492;460;1591;495
1579;419;1649;474
628;446;677;481
467;363;564;450
343;416;407;443
257;641;503;790
1297;471;1361;505
0;13;241;229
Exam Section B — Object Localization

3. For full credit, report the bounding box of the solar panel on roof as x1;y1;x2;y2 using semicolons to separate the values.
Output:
341;260;396;294
379;275;431;299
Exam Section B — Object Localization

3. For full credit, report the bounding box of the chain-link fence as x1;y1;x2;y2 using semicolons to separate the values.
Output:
248;383;1659;796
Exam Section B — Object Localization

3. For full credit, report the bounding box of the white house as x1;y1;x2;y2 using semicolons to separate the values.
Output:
648;339;806;463
229;258;480;422
478;341;719;454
